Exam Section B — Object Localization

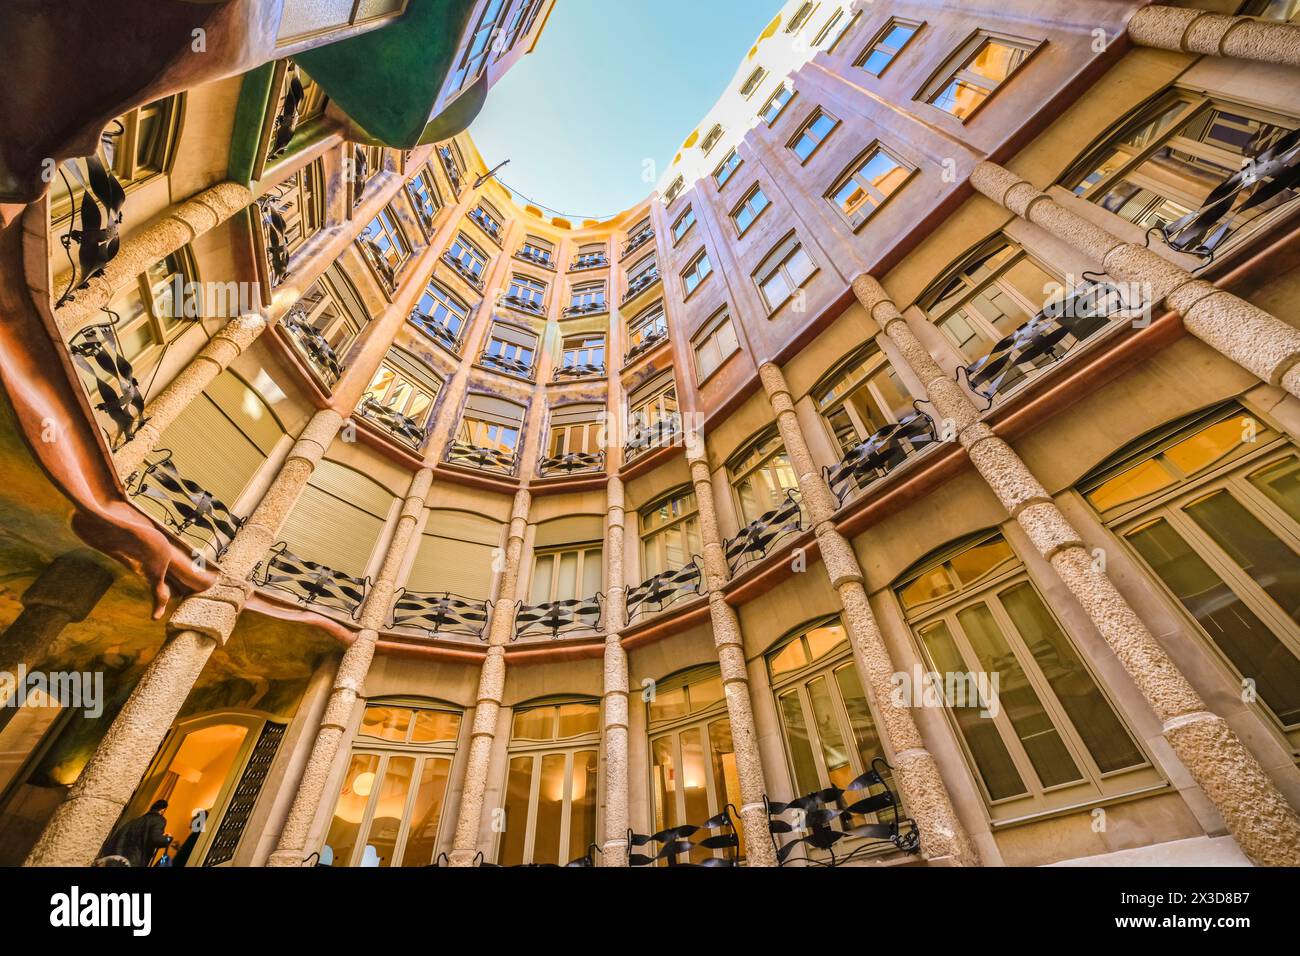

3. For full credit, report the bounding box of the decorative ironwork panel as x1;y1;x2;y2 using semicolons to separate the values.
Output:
624;415;681;461
442;253;485;291
625;325;668;363
282;305;344;386
480;351;535;380
552;363;605;382
360;236;398;293
499;293;545;316
203;721;287;866
571;252;608;271
562;301;607;318
627;807;740;867
356;396;427;449
438;145;464;197
621;269;661;305
724;490;804;573
57;154;125;299
391;590;491;641
516;247;554;269
253;543;368;616
259;195;290;286
268;70;305;161
445;440;518;476
130;450;244;558
621;228;655;259
824;413;938;506
409;308;463;353
627;560;702;620
68;322;146;448
514;595;603;640
538;450;605;477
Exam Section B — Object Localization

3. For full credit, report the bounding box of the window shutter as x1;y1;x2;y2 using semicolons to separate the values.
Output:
405;511;504;599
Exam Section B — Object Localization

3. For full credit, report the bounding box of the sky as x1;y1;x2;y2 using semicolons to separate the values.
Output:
468;0;784;221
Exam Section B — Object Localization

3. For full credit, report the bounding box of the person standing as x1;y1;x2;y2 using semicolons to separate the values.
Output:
99;799;173;867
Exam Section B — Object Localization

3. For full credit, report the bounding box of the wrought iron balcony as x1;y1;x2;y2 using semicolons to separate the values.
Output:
479;351;536;380
624;325;668;364
267;70;305;162
68;322;146;449
624;414;681;462
259;196;290;287
570;252;608;272
129;450;243;559
514;595;603;640
445;439;518;476
1157;124;1300;259
468;207;503;243
282;305;345;387
408;308;463;354
958;280;1125;408
360;237;398;294
538;449;605;478
628;807;739;867
516;247;555;269
356;396;428;449
442;253;485;290
621;227;655;259
56;154;125;302
627;560;702;620
724;490;804;574
391;589;490;641
254;543;369;616
406;183;437;238
438;145;464;197
824;414;938;506
499;293;545;316
562;300;608;318
621;268;661;306
553;362;605;382
352;145;372;209
766;758;919;866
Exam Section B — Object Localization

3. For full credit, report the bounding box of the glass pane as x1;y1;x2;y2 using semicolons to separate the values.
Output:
557;702;599;739
499;756;533;866
581;548;602;598
1087;459;1177;513
649;686;688;724
808;676;854;789
707;719;745;859
950;537;1016;586
1185;491;1300;625
323;753;380;867
778;691;821;795
360;706;411;742
533;753;566;865
556;551;578;601
691;674;724;712
400;757;450;867
899;567;954;609
410;709;460;744
769;640;809;677
513;706;554;741
680;728;712;862
1000;583;1145;773
365;756;414;867
568;751;598;863
1250;457;1300;524
805;624;847;662
529;554;554;605
1164;418;1247;477
651;736;679;834
1128;519;1300;727
834;665;885;771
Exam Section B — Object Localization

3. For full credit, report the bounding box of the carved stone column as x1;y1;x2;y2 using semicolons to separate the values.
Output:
1128;5;1300;68
600;476;630;866
266;467;435;867
447;489;531;866
757;362;979;865
24;409;344;867
855;275;1300;867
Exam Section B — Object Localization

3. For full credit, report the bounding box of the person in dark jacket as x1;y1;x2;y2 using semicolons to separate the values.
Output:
99;799;173;867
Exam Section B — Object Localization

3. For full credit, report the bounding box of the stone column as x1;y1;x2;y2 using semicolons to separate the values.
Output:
600;476;630;866
854;275;1300;866
113;314;269;482
1128;5;1300;68
447;489;531;867
24;408;344;867
970;162;1300;400
266;467;435;867
53;181;253;338
686;446;778;867
757;362;979;865
0;554;115;694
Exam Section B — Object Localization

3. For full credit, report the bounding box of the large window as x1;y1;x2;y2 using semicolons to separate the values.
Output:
413;279;470;347
827;145;912;230
641;488;701;578
692;309;740;381
896;534;1154;819
789;108;839;163
648;667;745;862
498;701;600;866
760;84;794;126
449;0;509;92
922;33;1036;121
1081;407;1300;749
322;702;461;868
568;281;606;314
458;394;525;459
446;232;488;283
482;321;538;378
363;355;441;429
505;274;547;314
530;543;603;605
815;346;913;453
519;235;555;268
856;18;920;76
732;184;771;236
406;166;442;234
273;161;326;257
627;302;668;356
672;207;696;245
359;206;411;289
714;149;742;188
547;403;605;460
293;269;368;358
560;333;606;374
728;428;799;525
102;249;200;365
682;250;713;297
755;235;816;312
628;374;678;436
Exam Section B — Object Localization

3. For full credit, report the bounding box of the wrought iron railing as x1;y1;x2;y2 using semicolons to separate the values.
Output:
563;300;607;318
360;236;398;293
352;145;371;209
438;145;464;197
442;253;485;291
624;414;681;462
408;309;464;354
390;589;491;641
621;269;661;305
356;396;428;449
479;351;536;380
553;362;605;382
766;759;919;866
724;490;804;574
282;305;344;387
625;324;668;363
627;806;740;867
267;69;305;161
253;543;369;616
514;595;603;640
500;293;545;316
824;413;938;506
571;252;608;271
406;182;437;237
445;440;518;476
621;228;655;259
627;560;702;620
516;247;554;269
129;450;243;558
68;322;146;448
538;449;605;478
468;207;503;243
259;195;290;286
55;153;125;302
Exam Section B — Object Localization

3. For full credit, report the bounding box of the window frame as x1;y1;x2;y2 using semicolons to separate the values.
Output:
639;486;701;579
760;83;796;127
681;249;713;298
692;308;740;383
918;30;1040;123
825;143;915;231
671;206;697;246
788;107;840;164
713;148;743;189
731;183;772;236
855;17;922;77
754;233;818;314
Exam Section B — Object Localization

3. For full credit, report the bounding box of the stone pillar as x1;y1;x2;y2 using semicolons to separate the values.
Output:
113;313;269;482
600;476;630;867
447;489;531;867
686;447;778;867
0;554;115;694
1128;5;1300;68
757;362;979;865
969;162;1300;400
53;181;253;337
266;467;435;867
854;275;1300;866
24;409;344;867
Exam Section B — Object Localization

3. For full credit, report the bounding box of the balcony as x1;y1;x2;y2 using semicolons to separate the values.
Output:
723;490;804;574
824;414;938;506
552;362;605;382
390;589;490;641
479;351;536;381
514;596;603;640
570;252;609;272
624;324;668;364
468;207;503;244
445;439;518;477
621;268;661;307
129;449;243;559
282;305;345;387
516;247;555;270
408;308;464;355
267;71;305;163
438;145;464;197
258;196;290;287
562;300;608;318
68;322;146;449
356;396;428;450
254;543;368;616
538;449;605;478
621;227;655;259
499;293;546;317
54;153;125;304
442;253;485;291
627;560;702;620
624;414;681;462
359;236;398;294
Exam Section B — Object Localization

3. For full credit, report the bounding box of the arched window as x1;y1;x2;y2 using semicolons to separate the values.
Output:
727;426;798;525
640;486;701;579
813;344;913;454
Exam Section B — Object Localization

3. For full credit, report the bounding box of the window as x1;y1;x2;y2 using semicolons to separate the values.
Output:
363;354;441;428
627;303;668;356
827;145;912;230
856;18;920;75
740;66;768;97
731;184;771;235
498;701;600;866
101;249;200;365
351;144;384;208
530;544;603;605
920;237;1057;367
815;347;912;453
482;321;538;378
924;34;1036;120
896;534;1154;818
446;232;487;283
518;235;555;268
405;167;442;234
294;269;368;358
1242;0;1300;20
412;279;470;347
450;0;510;92
729;428;799;524
1081;407;1300;748
627;374;679;455
814;7;858;50
1062;91;1299;255
760;84;794;126
789;108;839;163
682;250;712;297
265;161;325;259
672;207;696;245
692;309;740;381
321;702;461;868
714;149;742;188
786;2;817;33
560;333;605;374
625;253;661;302
547;403;606;460
641;487;701;578
359;206;411;289
567;281;606;314
505;273;547;313
701;124;725;154
469;201;504;242
648;667;746;862
572;242;607;270
458;394;524;461
755;235;816;312
663;177;686;206
499;0;545;52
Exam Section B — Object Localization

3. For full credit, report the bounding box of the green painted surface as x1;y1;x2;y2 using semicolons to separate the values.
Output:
227;62;276;186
